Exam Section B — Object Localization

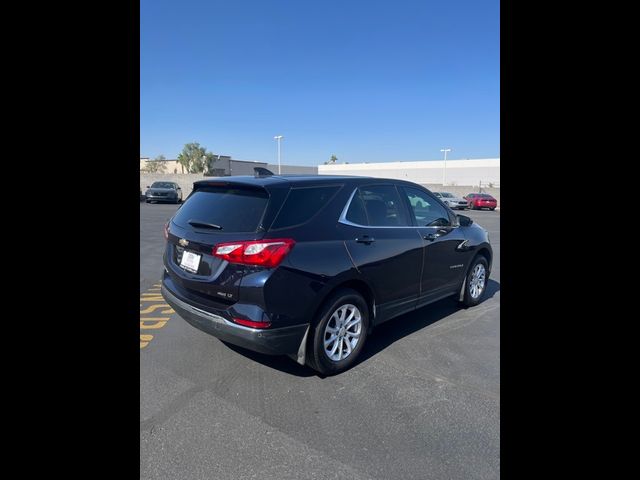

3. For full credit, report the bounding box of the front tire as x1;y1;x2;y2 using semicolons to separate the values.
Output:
306;288;369;375
461;256;488;307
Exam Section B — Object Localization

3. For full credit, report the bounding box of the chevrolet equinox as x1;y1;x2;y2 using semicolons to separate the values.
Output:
161;175;492;375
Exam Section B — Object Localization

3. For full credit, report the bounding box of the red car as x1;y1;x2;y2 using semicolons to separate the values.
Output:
465;193;498;210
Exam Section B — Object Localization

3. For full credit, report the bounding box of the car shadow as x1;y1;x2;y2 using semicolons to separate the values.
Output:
222;342;317;377
221;279;500;378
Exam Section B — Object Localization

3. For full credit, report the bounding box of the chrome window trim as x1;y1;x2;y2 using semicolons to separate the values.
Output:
338;187;459;229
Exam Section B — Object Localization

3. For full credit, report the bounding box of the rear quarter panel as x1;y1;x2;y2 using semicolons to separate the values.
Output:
243;183;363;327
257;240;358;326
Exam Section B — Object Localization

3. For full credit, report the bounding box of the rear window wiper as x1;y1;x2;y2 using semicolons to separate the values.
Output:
188;220;223;230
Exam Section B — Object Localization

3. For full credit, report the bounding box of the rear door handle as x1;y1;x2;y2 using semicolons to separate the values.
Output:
355;236;375;244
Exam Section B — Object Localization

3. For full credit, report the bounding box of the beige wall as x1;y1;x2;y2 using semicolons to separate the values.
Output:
140;158;185;174
319;158;500;187
140;174;499;206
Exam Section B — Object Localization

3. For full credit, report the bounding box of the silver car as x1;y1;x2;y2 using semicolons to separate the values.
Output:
145;181;183;204
434;191;468;210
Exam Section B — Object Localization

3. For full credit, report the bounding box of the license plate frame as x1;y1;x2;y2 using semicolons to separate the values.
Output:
180;250;201;273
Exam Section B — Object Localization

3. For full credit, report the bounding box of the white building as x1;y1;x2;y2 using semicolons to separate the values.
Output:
318;158;500;187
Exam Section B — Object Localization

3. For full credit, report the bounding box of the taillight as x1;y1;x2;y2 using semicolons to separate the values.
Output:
213;238;295;268
232;317;271;329
164;222;169;240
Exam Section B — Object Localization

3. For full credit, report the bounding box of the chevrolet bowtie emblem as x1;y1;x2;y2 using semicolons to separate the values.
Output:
178;238;189;247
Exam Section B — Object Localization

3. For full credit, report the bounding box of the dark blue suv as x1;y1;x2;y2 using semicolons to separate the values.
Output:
161;175;492;374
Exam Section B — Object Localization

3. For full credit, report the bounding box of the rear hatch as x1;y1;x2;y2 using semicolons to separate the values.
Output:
165;184;272;305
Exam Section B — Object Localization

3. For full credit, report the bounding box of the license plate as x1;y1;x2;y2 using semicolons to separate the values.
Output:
180;251;201;273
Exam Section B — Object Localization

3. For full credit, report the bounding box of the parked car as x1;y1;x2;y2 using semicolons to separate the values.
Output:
161;175;492;374
464;193;497;210
145;182;183;204
433;191;468;210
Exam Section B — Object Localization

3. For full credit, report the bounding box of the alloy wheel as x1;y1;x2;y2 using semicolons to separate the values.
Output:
323;304;362;362
469;264;486;299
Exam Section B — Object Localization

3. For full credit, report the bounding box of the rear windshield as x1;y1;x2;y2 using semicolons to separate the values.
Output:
477;194;494;199
172;186;268;232
271;185;341;229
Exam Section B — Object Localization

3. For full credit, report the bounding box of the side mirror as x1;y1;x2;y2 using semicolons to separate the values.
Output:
146;185;150;188
426;217;450;227
457;214;473;227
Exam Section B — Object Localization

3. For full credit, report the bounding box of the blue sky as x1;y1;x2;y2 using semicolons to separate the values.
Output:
141;0;499;165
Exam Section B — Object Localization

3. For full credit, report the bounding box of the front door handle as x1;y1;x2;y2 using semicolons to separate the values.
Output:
424;228;450;241
355;236;375;244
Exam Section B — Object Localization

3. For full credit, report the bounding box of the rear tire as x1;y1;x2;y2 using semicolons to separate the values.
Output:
461;255;489;307
306;288;369;375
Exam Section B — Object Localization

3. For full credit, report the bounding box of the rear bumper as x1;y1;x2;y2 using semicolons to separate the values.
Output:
476;203;497;208
161;281;309;356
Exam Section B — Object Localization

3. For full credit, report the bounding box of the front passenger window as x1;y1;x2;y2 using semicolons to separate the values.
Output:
403;187;451;227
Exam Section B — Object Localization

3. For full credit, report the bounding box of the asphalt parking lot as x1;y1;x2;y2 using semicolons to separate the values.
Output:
140;201;500;480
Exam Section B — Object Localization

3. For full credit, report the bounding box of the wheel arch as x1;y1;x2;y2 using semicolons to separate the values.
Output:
476;245;492;271
458;247;492;301
293;276;376;367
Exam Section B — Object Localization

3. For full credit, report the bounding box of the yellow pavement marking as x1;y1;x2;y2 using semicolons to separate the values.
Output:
140;283;173;349
140;295;164;302
140;320;169;329
139;304;174;314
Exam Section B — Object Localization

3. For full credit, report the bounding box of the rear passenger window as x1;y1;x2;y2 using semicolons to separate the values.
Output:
359;185;410;227
271;186;341;229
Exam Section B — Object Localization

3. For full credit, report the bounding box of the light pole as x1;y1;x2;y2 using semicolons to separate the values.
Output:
274;135;283;174
440;148;451;186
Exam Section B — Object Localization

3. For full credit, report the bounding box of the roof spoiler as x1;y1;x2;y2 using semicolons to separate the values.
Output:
254;167;274;177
